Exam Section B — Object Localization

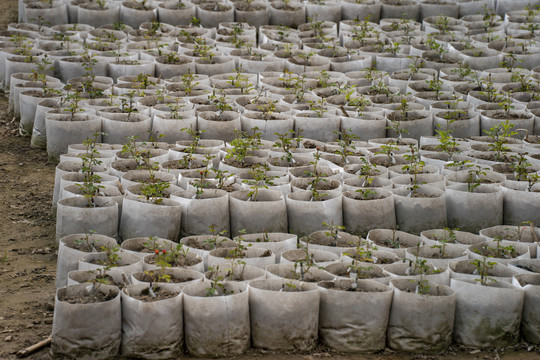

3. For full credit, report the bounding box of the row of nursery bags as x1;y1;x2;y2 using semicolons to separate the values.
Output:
51;271;540;359
20;0;533;28
56;227;540;289
52;137;540;240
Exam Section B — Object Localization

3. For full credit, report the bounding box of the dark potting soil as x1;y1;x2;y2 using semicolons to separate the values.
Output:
284;273;323;283
324;283;380;292
135;272;197;284
477;248;519;259
296;182;338;191
387;113;427;122
216;249;272;259
330;268;383;280
183;237;233;251
422;252;456;259
471;153;513;162
58;287;117;304
224;158;257;168
269;158;306;167
352;193;385;200
147;254;201;267
303;141;320;149
420;144;460;152
206;271;244;282
221;183;237;192
307;233;361;247
207;114;234;122
373;238;403;249
129;286;179;302
348;254;395;264
488;112;532;120
402;288;435;296
88;258;119;267
112;161;147;172
408;193;438;198
68;239;96;252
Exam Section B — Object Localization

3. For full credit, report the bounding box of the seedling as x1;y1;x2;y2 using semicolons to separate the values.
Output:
152;244;190;267
273;130;301;164
323;221;345;247
226;230;251;269
355;157;381;181
292;241;319;282
205;270;228;297
97;245;121;271
484;120;517;161
305;148;328;201
228;67;255;95
474;236;517;259
203;224;228;249
386;117;409;144
509;153;532;182
243;164;276;201
471;257;497;286
225;128;261;167
376;142;399;164
402;145;425;196
427;75;443;100
355;188;379;199
142;236;164;253
77;133;105;207
403;244;433;295
432;228;459;244
332;128;359;165
308;97;327;118
466;166;487;193
383;228;401;248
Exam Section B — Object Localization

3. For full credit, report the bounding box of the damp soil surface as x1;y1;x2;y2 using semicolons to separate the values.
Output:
1;1;540;358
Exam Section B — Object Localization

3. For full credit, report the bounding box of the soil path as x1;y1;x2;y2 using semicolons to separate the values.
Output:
0;1;539;359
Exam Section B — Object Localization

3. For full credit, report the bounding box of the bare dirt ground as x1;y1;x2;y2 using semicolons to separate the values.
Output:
1;1;540;359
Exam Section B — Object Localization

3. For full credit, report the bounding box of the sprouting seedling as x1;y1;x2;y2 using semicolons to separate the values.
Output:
292;237;319;282
474;236;517;259
509;153;532;182
308;97;327;118
97;245;121;271
192;169;208;199
384;228;401;248
403;244;432;295
427;74;443;100
257;100;277;120
295;50;316;72
227;229;251;270
205;267;228;297
401;145;425;196
305;148;328;202
228;66;255;95
356;157;380;183
323;221;345;247
355;188;379;199
73;230;98;252
466;166;486;193
333;128;359;165
273;130;300;164
484;120;517;161
386;117;409;144
471;257;497;286
76;133;105;207
244;164;276;201
430;236;448;259
204;224;228;249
